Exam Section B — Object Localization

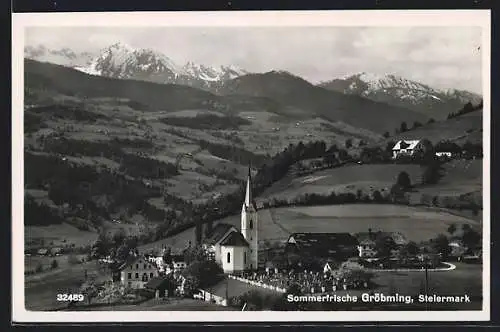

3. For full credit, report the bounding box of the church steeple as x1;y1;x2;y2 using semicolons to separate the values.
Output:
241;162;258;270
244;164;252;209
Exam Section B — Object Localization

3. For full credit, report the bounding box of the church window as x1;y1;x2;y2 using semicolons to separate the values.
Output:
227;252;231;264
249;219;253;229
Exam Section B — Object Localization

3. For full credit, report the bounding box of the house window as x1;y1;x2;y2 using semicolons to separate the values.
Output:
136;264;139;269
227;252;231;264
144;264;147;269
128;281;131;287
142;273;148;282
150;272;154;278
128;273;132;279
135;273;139;279
249;219;253;229
244;252;246;264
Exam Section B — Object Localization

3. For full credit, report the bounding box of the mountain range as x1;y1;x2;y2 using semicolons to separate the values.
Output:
319;73;482;119
24;42;482;123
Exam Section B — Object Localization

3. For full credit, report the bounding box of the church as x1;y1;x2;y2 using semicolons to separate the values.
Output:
202;166;259;273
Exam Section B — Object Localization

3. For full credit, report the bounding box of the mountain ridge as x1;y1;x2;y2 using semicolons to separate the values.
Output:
319;72;482;120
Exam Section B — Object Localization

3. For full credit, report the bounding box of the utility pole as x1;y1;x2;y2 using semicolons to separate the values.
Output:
424;257;429;311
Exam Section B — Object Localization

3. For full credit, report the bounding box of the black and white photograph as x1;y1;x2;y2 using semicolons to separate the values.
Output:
12;10;490;322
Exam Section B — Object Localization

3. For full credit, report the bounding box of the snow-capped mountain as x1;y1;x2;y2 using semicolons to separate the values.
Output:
71;42;249;91
24;45;95;68
319;72;482;119
75;42;186;83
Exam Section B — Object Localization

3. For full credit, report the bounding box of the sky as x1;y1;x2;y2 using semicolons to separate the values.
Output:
25;26;483;94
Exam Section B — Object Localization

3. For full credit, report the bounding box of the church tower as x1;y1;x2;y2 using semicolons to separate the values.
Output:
241;165;258;270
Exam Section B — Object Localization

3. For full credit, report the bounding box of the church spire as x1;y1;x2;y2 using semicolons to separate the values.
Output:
244;164;252;208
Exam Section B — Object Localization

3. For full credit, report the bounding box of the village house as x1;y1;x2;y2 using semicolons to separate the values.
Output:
355;231;409;258
392;140;424;159
118;255;160;289
357;238;378;258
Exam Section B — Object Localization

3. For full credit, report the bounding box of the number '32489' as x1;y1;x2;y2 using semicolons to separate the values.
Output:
57;294;85;302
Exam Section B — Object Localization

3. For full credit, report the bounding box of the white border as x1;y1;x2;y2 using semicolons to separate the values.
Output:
12;10;491;323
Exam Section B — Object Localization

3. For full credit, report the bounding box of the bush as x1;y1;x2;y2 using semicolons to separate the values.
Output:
396;171;411;190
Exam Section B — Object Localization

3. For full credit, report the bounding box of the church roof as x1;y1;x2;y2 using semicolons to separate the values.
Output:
220;231;249;247
204;223;236;245
286;233;358;257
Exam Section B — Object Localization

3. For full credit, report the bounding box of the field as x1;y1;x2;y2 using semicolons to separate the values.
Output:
25;223;99;250
418;159;482;196
25;254;87;274
25;260;107;311
260;163;423;202
317;262;482;310
378;110;482;146
139;204;480;253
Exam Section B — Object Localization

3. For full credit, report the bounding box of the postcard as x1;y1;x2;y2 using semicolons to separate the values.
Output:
12;9;490;322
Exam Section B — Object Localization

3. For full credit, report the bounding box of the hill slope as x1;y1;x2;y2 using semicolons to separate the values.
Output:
25;59;220;111
218;71;430;134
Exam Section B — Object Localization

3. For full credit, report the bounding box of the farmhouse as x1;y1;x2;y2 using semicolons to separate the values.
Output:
392;140;423;159
285;232;359;261
117;255;159;289
144;276;177;298
355;231;408;258
203;166;259;273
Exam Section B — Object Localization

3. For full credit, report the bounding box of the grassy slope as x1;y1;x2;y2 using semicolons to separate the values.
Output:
219;71;430;134
384;110;482;145
259;163;423;201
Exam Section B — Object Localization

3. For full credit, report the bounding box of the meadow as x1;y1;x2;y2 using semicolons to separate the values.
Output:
259;163;424;202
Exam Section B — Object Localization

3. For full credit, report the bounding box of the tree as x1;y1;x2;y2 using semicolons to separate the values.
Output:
421;161;443;185
183;259;223;288
375;235;397;258
115;243;132;262
323;153;337;167
92;232;112;258
338;149;349;161
356;189;363;201
396;171;411;190
431;234;451;258
112;228;126;247
345;139;353;149
447;223;457;236
372;190;383;202
412;121;422;130
462;227;481;248
183;245;209;264
399;241;419;258
383;131;390;138
194;220;202;245
51;259;59;269
400;122;408;133
427;118;435;124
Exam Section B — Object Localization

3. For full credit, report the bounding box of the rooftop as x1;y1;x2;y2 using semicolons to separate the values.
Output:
204;223;236;245
393;140;421;150
220;231;249;247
